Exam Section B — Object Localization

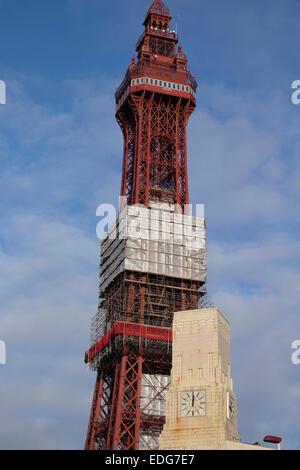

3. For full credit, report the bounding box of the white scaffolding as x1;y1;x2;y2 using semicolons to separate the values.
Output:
100;203;207;294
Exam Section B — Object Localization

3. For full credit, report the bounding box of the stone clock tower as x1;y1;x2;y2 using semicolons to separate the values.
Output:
159;308;269;450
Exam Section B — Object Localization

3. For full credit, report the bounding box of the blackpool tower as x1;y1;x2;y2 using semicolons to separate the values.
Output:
84;0;207;450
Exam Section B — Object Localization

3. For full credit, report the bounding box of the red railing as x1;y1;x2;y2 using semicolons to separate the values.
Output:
85;321;172;363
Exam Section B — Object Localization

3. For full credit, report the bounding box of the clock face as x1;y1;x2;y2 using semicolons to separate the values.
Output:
180;390;206;417
227;394;235;421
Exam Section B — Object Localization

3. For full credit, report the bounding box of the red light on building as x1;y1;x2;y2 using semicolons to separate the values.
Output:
264;435;282;450
264;435;282;444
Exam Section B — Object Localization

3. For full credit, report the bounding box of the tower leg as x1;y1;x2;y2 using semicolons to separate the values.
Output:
111;351;144;450
85;370;114;450
84;372;104;450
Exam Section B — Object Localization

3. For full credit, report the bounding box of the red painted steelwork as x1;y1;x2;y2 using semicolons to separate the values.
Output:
116;0;196;211
86;321;172;363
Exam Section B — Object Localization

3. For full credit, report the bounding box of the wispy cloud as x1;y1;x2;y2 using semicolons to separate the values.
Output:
0;214;97;449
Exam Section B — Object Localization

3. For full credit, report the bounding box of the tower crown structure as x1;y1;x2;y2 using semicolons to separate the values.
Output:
115;0;197;210
146;0;170;17
140;0;174;61
85;1;205;452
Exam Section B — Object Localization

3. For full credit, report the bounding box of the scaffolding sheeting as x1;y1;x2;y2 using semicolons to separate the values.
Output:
100;204;207;293
139;431;161;451
141;373;169;416
90;309;106;347
139;373;170;450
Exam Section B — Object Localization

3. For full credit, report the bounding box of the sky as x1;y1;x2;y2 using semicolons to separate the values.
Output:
0;0;300;450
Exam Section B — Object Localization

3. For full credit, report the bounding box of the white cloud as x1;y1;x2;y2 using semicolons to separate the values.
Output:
0;214;98;449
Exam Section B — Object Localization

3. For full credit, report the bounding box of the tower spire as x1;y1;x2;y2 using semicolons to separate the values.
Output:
147;0;170;17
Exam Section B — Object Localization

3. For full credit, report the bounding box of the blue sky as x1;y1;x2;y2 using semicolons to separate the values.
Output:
0;0;300;450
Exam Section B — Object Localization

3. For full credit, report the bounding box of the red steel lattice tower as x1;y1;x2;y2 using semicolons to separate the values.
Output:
84;0;206;450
